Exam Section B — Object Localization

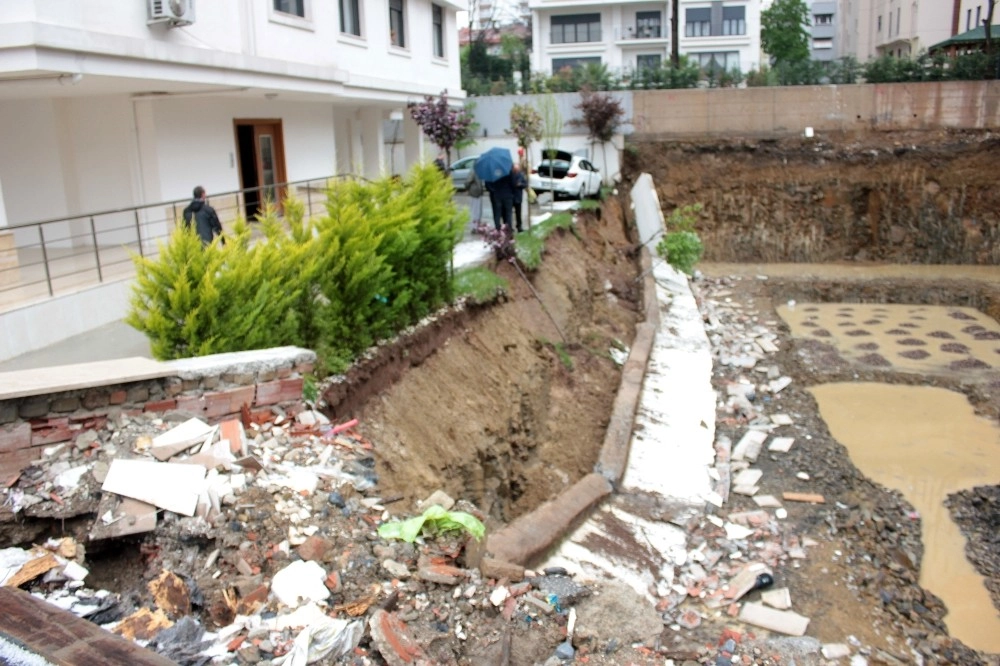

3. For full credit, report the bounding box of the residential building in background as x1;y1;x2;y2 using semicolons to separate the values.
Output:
869;0;952;57
837;0;875;60
678;0;762;73
0;0;464;236
527;0;762;76
809;0;837;61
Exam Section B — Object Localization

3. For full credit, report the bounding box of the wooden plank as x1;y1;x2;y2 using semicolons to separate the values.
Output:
0;586;177;665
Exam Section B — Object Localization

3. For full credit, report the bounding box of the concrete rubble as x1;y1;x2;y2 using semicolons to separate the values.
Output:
0;265;971;665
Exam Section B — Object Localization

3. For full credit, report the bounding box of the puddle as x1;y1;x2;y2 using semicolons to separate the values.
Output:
776;302;1000;378
810;382;1000;653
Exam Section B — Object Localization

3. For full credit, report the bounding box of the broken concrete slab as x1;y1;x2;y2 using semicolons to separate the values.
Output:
733;468;763;488
733;430;767;462
753;494;783;508
782;492;826;504
761;587;792;610
89;495;158;540
102;459;206;517
768;437;796;453
739;602;810;636
149;418;215;462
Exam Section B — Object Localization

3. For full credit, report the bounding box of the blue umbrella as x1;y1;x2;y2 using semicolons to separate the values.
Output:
473;147;513;183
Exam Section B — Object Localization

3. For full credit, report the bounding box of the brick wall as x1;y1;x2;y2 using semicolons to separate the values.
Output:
0;348;316;482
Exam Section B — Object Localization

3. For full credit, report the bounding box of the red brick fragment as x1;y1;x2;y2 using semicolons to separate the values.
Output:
255;378;303;406
144;399;177;413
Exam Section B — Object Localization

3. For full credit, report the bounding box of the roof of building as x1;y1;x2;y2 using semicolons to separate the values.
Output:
929;25;997;52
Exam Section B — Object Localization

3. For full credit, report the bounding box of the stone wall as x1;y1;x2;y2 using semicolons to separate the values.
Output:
0;347;315;482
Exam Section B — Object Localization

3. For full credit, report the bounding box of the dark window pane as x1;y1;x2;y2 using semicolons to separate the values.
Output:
340;0;360;35
274;0;305;17
432;4;443;57
390;0;405;47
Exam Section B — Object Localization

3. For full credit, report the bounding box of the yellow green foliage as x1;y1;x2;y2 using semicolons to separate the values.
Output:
127;165;461;368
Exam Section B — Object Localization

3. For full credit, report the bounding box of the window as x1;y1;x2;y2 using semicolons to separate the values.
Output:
722;6;745;35
274;0;305;17
896;8;900;35
813;38;833;49
813;13;833;26
389;0;405;47
432;4;444;57
685;8;711;37
636;54;662;72
975;5;982;27
552;56;601;72
340;0;361;36
551;14;601;44
636;11;662;38
877;14;882;31
967;8;972;31
694;51;740;71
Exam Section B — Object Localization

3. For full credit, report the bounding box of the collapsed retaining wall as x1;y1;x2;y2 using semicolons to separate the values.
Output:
0;347;315;482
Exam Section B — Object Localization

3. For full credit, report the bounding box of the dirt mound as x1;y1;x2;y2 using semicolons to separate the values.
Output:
328;202;642;525
626;129;1000;265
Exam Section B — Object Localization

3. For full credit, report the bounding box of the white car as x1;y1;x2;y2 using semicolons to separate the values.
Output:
449;155;479;191
529;150;602;199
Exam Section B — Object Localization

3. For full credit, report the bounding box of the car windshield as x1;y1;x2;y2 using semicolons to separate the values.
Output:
538;160;571;170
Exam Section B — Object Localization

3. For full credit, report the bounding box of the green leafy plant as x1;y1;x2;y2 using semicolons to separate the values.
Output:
656;204;705;275
302;374;319;405
541;338;574;370
377;505;485;542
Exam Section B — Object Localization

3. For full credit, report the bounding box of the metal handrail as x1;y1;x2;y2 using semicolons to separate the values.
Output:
0;175;353;314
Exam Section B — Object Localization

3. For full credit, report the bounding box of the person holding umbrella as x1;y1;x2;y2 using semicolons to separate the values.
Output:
474;147;515;235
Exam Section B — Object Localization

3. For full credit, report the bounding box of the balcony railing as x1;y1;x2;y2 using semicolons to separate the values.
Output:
614;25;665;41
0;176;347;314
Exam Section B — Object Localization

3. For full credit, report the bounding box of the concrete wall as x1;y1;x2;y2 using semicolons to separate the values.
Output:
631;81;1000;137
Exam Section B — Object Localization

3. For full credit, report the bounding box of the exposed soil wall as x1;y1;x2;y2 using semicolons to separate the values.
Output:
627;130;1000;265
331;200;642;525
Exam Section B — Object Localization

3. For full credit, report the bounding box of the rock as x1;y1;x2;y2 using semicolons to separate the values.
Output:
479;557;525;582
368;609;427;666
295;534;330;562
555;640;575;660
421;489;455;511
574;580;662;645
382;559;411;579
532;574;591;606
416;558;468;585
761;587;792;610
822;643;852;659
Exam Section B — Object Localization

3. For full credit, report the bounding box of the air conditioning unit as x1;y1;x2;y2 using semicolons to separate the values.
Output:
148;0;195;27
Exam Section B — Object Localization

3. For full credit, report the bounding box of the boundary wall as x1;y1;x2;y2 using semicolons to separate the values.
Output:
0;347;315;481
631;81;1000;138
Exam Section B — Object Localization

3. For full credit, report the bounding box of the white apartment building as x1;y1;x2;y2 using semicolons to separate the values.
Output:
809;0;836;61
0;0;464;236
528;0;762;78
954;0;1000;33
872;0;953;57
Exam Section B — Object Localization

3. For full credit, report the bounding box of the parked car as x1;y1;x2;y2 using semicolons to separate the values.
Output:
449;155;479;190
529;150;602;199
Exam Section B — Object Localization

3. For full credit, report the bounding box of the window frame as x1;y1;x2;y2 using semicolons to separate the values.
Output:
389;0;407;49
339;0;363;37
551;13;602;44
684;7;711;37
432;3;445;58
636;10;662;38
636;53;662;72
269;0;312;28
722;6;745;36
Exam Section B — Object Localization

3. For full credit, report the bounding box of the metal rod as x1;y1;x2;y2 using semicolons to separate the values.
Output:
134;209;145;258
38;226;53;297
90;216;104;282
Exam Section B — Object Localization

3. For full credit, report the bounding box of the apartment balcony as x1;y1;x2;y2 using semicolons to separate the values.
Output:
613;24;668;43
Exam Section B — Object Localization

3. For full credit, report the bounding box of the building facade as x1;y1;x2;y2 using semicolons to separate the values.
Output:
809;0;836;61
528;0;762;77
869;0;953;57
0;0;464;237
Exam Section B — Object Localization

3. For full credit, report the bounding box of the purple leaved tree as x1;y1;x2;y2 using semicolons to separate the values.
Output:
407;91;476;168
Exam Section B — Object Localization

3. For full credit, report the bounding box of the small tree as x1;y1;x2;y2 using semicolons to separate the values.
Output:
537;93;562;209
507;103;543;168
408;90;476;167
569;91;626;185
761;0;811;67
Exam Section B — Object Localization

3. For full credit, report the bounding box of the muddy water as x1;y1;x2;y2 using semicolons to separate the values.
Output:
778;302;1000;378
809;383;1000;652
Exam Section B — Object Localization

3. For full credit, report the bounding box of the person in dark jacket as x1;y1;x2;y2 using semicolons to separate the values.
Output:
510;163;528;232
182;186;223;245
485;171;514;234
